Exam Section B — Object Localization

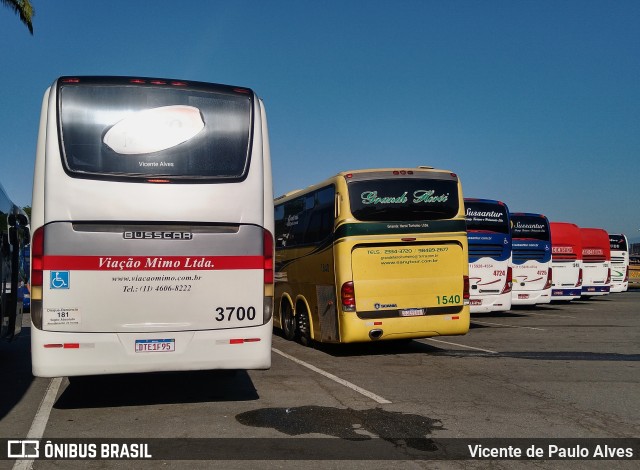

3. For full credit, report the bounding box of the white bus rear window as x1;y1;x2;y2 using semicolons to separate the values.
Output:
59;84;252;180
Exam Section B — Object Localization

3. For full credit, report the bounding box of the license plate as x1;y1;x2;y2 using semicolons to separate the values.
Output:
135;339;175;353
470;299;482;306
518;294;529;299
400;308;425;317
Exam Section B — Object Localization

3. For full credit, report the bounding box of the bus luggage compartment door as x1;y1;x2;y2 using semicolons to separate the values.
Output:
351;243;465;314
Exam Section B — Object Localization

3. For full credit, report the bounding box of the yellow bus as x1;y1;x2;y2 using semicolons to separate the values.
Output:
274;167;470;345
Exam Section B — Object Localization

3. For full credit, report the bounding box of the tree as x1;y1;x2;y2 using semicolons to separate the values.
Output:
2;0;35;34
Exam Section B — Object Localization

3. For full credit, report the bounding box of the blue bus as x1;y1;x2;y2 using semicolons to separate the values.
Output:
510;213;552;305
465;198;512;313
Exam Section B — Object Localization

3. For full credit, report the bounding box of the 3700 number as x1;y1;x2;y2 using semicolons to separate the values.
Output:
215;306;257;322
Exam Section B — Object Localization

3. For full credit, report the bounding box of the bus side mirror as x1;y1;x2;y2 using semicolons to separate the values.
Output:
16;214;29;226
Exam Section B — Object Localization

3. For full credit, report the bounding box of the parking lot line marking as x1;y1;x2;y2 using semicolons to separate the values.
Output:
472;320;545;331
524;311;577;319
272;348;392;404
13;377;62;470
421;338;498;354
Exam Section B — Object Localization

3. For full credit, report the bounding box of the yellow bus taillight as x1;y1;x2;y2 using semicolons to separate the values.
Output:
463;275;470;305
341;281;356;312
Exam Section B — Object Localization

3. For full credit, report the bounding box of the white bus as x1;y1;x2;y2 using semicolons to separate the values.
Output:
609;233;629;292
580;228;611;297
550;222;583;301
31;76;274;377
464;199;513;313
509;213;552;305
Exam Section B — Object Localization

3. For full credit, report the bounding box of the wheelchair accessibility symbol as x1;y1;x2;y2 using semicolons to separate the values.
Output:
50;271;70;289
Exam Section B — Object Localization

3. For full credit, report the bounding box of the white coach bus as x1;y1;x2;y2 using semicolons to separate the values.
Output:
31;76;274;377
609;233;629;293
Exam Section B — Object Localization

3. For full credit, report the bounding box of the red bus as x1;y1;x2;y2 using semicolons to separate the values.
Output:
580;228;611;297
550;222;583;301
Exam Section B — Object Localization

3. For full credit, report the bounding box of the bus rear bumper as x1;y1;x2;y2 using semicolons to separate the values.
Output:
581;285;611;297
551;288;582;301
511;289;552;305
339;310;470;343
31;323;273;377
469;293;511;313
610;282;628;293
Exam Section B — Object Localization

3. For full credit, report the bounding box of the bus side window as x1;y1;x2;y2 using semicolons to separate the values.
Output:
274;205;286;248
303;207;333;244
1;233;9;258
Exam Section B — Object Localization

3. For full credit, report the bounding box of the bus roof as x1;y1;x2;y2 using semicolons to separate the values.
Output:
464;198;508;206
275;167;459;203
56;75;254;96
550;222;582;258
510;212;547;218
580;228;611;258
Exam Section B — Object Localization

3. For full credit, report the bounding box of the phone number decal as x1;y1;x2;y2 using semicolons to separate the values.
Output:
122;285;192;293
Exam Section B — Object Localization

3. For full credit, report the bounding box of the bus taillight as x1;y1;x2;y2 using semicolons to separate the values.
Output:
463;275;470;305
501;267;513;294
31;226;45;329
544;267;553;290
263;229;274;322
341;281;356;312
576;268;583;287
605;268;611;285
624;266;629;282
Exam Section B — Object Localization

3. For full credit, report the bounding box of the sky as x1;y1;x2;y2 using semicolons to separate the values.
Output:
1;1;639;241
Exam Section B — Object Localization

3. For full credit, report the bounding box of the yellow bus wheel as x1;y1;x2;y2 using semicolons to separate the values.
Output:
281;301;296;341
296;307;312;347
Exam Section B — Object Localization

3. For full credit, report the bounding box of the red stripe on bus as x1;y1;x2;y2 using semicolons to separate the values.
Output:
42;255;264;271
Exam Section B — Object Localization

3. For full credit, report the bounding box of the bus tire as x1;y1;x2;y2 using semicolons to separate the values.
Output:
281;301;296;341
296;307;312;347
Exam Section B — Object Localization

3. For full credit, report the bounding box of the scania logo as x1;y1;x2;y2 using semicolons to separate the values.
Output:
374;302;398;309
123;231;193;240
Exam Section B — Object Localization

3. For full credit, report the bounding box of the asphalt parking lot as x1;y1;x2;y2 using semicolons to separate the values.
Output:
1;291;638;469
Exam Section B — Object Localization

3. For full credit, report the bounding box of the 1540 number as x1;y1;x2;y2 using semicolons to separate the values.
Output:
436;295;461;305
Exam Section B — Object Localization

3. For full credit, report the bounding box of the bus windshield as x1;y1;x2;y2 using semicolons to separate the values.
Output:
511;215;550;241
465;201;510;234
347;178;459;221
609;234;628;251
58;79;252;180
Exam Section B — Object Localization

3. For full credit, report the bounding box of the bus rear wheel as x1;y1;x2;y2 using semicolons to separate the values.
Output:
281;301;296;341
296;307;312;347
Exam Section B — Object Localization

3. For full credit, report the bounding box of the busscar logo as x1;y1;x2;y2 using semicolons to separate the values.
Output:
124;231;192;240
